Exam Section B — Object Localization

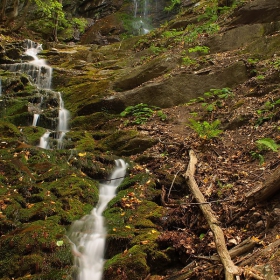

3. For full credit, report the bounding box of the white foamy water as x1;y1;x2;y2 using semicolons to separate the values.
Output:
32;113;40;126
39;131;51;149
67;159;127;280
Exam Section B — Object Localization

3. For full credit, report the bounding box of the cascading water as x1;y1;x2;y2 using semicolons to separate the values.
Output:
32;113;40;126
57;92;70;149
132;0;151;35
67;159;127;280
39;131;51;150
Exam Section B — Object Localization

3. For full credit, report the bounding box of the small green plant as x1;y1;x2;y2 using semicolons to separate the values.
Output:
204;88;233;99
201;88;233;112
247;58;259;64
217;180;233;197
250;137;279;164
271;59;280;69
188;45;210;54
255;99;280;125
164;0;181;12
188;119;222;140
157;110;167;121
120;103;160;125
250;151;265;165
182;56;197;66
149;44;166;55
256;138;279;152
256;75;265;80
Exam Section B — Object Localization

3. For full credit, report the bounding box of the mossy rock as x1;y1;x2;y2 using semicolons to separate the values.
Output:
0;120;21;139
21;126;46;146
70;112;118;130
0;218;71;278
103;245;150;280
101;129;158;156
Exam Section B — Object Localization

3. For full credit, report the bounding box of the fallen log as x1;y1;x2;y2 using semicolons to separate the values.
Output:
184;150;240;280
245;165;280;209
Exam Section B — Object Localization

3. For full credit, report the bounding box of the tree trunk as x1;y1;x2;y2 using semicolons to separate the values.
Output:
0;0;7;21
11;0;30;32
5;0;19;27
52;0;63;42
245;165;280;208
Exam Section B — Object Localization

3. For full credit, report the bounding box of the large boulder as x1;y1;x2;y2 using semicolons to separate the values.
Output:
112;61;248;109
231;0;280;25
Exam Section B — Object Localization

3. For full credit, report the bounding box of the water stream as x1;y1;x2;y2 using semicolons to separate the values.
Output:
67;159;127;280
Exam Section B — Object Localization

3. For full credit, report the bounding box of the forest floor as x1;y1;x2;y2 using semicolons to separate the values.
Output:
122;77;280;279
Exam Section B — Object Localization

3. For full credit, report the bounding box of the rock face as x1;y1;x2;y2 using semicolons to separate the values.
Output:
231;0;280;24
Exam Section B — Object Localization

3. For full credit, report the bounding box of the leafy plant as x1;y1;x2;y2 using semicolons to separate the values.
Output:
188;119;222;140
204;88;233;99
188;45;210;54
256;138;279;152
250;138;279;164
120;103;159;125
217;180;233;197
149;44;166;55
182;56;197;66
250;151;265;165
164;0;181;12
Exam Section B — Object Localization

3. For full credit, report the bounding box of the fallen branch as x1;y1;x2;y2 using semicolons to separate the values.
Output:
245;165;280;209
194;236;259;262
184;150;240;280
238;239;280;267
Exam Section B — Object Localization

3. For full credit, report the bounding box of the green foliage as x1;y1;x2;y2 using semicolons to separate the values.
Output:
149;44;166;55
250;151;265;165
188;119;222;139
182;56;197;66
251;138;279;164
198;6;219;22
271;59;280;69
33;0;64;19
164;0;181;12
188;45;210;54
120;103;160;125
204;88;233;99
217;180;233;197
247;58;259;64
256;138;279;152
184;23;220;44
255;98;280;125
72;17;88;33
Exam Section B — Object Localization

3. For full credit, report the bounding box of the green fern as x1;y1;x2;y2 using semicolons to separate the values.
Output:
188;119;222;139
256;138;279;152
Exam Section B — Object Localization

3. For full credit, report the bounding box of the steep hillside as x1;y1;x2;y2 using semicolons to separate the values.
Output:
0;0;280;279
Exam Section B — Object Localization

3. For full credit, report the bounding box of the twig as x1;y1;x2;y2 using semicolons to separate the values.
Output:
181;198;231;205
167;168;183;200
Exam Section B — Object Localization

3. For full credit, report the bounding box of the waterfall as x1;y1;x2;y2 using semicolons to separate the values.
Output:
132;0;151;35
67;159;127;280
57;92;70;149
32;113;40;126
39;131;51;149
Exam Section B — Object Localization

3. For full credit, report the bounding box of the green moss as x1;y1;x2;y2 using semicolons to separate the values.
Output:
71;112;115;130
104;245;149;280
0;120;21;139
22;126;46;145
